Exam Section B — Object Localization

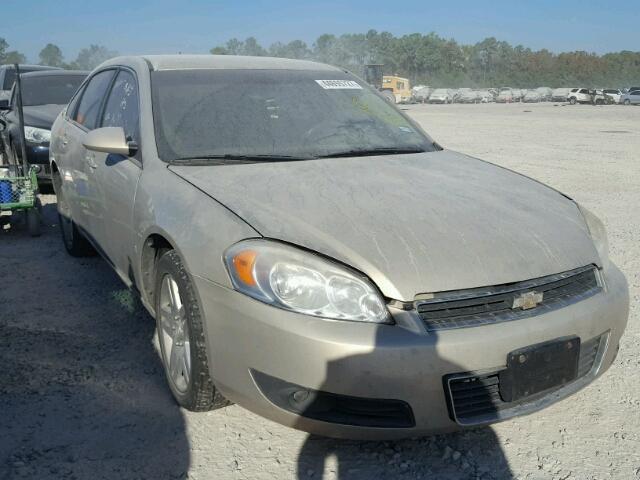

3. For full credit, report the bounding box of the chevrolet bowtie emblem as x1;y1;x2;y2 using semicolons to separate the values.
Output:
512;291;544;310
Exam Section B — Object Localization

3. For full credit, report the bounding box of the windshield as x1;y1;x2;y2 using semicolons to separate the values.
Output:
432;89;448;95
20;75;86;106
151;69;434;162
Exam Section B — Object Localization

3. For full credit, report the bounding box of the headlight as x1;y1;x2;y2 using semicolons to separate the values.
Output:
224;240;391;324
24;126;51;144
578;204;609;269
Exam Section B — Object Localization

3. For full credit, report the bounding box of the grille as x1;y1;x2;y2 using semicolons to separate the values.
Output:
445;334;604;424
417;266;600;331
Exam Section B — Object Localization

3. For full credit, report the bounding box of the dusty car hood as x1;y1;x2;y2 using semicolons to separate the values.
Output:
23;104;64;130
170;150;599;301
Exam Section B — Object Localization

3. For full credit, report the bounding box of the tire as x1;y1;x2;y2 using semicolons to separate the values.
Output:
381;90;395;104
154;250;230;411
624;99;631;105
27;197;42;237
53;173;96;257
569;97;577;105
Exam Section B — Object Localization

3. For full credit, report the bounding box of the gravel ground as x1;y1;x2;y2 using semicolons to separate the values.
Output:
1;102;638;480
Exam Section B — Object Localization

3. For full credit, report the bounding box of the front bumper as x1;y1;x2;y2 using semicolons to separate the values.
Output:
195;264;629;439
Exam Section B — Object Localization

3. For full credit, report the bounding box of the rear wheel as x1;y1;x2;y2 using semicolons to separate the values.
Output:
154;250;230;411
624;99;631;105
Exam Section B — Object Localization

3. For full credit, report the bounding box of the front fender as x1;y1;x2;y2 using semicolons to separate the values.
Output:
132;164;260;304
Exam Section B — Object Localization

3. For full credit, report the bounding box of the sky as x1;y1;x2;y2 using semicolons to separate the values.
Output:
2;0;638;63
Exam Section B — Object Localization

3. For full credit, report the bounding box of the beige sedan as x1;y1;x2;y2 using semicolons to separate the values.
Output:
49;55;628;439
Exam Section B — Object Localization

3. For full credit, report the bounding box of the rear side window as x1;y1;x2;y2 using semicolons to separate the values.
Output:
74;70;115;129
101;70;140;143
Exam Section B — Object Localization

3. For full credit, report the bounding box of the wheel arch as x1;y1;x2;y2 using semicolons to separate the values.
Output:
140;231;177;309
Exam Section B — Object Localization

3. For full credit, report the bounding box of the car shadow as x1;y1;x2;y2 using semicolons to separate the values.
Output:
0;200;190;479
295;324;514;479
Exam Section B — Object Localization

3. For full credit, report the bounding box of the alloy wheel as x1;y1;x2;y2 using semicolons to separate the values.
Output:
158;274;192;393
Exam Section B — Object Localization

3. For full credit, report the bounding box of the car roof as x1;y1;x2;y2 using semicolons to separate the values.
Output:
102;54;342;72
20;70;89;78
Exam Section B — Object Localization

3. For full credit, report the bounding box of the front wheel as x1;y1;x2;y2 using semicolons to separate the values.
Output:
624;99;631;105
154;250;230;411
569;97;577;105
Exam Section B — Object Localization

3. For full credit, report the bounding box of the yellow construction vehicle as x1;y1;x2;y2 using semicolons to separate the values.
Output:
382;75;411;103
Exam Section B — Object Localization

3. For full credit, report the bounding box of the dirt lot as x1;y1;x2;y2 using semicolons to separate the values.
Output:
1;103;638;480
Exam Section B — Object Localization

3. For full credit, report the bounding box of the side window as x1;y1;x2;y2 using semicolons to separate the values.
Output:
74;70;115;129
66;84;86;119
100;70;140;143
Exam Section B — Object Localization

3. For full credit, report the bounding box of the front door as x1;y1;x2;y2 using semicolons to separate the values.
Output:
90;68;142;282
64;69;116;236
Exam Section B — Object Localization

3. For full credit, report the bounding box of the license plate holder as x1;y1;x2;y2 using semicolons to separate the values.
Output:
499;336;580;403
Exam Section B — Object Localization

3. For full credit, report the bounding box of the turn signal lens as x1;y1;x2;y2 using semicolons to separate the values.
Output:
232;250;257;286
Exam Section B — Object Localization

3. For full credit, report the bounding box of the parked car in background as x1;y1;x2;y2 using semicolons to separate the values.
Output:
551;88;572;101
535;87;553;101
624;87;640;93
620;90;640;105
0;64;61;102
428;88;453;104
523;89;542;102
496;87;517;103
411;85;432;103
513;89;525;101
0;70;87;184
50;54;628;440
591;89;614;105
603;89;623;104
477;90;495;103
452;88;470;102
456;89;480;103
567;88;592;104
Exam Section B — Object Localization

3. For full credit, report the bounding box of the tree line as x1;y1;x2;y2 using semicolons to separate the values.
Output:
0;39;116;71
211;32;640;88
3;32;639;88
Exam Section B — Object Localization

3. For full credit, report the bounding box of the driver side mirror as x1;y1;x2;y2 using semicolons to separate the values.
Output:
82;127;137;157
0;98;10;111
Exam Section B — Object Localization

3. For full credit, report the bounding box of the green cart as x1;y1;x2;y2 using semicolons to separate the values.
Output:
0;165;41;236
0;63;42;236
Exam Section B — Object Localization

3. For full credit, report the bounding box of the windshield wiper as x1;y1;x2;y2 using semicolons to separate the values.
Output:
169;154;308;165
314;147;427;159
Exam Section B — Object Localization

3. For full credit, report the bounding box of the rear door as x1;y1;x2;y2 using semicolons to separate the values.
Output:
632;91;640;105
90;68;142;282
64;69;116;237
